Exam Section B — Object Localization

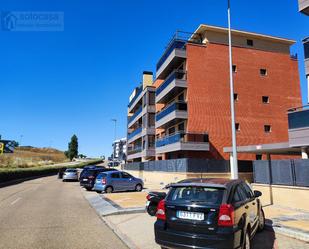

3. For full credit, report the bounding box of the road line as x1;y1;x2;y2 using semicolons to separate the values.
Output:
10;197;21;205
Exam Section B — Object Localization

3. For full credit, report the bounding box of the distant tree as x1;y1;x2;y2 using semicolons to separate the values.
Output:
78;154;86;158
65;135;78;161
12;141;19;147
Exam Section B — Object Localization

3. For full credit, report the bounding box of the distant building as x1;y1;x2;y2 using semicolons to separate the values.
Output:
112;138;127;162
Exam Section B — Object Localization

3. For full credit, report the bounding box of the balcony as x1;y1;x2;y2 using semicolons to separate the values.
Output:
299;0;309;15
128;106;142;128
156;132;209;154
156;102;187;129
156;31;202;79
304;38;309;75
156;70;187;104
128;87;143;112
288;105;309;147
127;127;142;143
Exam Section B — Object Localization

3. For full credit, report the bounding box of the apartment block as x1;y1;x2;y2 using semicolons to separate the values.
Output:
127;72;156;162
112;138;127;162
299;0;309;15
153;25;302;160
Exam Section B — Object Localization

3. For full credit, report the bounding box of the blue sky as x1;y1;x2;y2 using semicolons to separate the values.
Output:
1;0;308;157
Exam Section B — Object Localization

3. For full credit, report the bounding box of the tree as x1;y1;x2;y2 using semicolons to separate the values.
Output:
65;135;78;161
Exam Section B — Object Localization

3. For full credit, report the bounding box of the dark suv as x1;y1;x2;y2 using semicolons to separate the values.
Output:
155;178;264;249
79;168;116;191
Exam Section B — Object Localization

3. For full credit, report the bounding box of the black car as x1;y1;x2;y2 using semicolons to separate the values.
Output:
79;168;117;191
79;165;100;179
154;178;264;249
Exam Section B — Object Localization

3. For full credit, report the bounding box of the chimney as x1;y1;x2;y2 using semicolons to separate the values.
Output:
142;71;153;89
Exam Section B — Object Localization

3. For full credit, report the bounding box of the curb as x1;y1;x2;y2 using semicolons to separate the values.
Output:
265;221;309;242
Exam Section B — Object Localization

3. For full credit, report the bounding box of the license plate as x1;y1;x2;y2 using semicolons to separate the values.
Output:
177;211;204;221
146;201;150;207
83;179;88;182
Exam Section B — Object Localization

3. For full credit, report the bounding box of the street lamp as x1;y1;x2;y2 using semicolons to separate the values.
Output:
227;0;238;179
111;119;117;166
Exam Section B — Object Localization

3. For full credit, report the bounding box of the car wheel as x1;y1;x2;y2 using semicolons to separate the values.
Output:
62;179;66;182
242;230;251;249
258;208;265;232
105;186;113;193
135;184;142;192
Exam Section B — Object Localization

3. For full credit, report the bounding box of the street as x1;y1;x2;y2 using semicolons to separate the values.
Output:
0;176;127;249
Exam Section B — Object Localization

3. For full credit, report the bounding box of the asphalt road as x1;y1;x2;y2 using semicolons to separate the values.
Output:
0;176;128;249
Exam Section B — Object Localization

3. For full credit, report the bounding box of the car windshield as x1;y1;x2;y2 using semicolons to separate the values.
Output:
82;170;96;177
167;186;224;205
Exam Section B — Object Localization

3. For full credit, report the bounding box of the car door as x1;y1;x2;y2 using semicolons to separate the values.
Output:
120;172;135;190
241;183;259;231
230;184;250;248
109;172;123;191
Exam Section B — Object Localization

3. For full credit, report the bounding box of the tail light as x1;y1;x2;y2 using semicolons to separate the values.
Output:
101;178;106;184
156;199;166;220
146;194;151;200
218;204;234;227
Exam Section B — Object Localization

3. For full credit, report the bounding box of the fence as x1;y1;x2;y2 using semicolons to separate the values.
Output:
124;158;252;173
253;159;309;187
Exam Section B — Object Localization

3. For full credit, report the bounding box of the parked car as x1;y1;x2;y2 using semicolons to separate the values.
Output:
62;168;78;181
93;171;143;193
80;168;117;191
108;161;120;167
58;168;67;179
146;191;167;216
154;178;265;249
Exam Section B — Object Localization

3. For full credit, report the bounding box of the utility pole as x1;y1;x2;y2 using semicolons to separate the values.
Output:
111;119;117;167
227;0;238;179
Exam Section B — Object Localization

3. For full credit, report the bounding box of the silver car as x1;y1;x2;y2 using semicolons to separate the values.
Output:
62;169;78;181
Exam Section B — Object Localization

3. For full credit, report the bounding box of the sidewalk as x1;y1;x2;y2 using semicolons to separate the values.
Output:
82;186;309;249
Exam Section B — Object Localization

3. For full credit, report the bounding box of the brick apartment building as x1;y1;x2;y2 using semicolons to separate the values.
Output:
127;24;302;162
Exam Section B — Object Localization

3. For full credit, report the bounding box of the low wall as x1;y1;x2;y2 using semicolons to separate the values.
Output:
126;169;253;188
252;183;309;211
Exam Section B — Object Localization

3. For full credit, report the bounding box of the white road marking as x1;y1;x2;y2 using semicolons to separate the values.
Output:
10;197;22;205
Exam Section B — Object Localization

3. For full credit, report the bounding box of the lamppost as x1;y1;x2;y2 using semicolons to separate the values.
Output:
227;0;238;179
111;119;117;166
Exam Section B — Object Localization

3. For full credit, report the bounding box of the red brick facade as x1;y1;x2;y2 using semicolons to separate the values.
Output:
186;42;302;160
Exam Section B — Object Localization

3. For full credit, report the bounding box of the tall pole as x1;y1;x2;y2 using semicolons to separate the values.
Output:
111;119;117;166
227;0;238;179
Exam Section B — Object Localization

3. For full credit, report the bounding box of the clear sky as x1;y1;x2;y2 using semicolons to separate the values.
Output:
1;0;308;157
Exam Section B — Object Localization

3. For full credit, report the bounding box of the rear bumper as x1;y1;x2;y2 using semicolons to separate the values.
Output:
80;182;93;188
155;221;241;249
63;175;78;180
93;183;106;191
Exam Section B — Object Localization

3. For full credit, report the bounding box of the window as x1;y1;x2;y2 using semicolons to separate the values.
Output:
232;185;247;203
241;183;254;199
111;172;120;178
168;126;175;135
178;92;185;102
264;125;271;133
234;93;239;102
121;172;133;179
232;65;237;73
235;123;240;131
178;122;185;132
256;155;262;160
262;96;269;104
260;69;267;76
247;39;254;46
149;92;155;105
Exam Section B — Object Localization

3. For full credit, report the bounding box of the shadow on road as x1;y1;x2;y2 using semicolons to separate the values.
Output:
252;221;276;249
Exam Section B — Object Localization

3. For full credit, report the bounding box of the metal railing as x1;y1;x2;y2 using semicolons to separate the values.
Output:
156;102;187;121
156;132;209;147
128;87;142;109
156;31;203;71
127;146;142;155
156;70;187;96
128;106;142;124
127;127;142;140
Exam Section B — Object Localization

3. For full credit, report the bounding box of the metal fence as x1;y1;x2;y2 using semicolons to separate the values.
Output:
253;159;309;187
125;158;252;173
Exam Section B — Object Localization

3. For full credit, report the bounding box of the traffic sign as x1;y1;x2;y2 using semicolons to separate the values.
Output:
0;140;15;153
0;143;4;154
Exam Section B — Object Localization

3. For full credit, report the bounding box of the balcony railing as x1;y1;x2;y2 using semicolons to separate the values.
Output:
156;70;187;96
127;146;142;155
303;37;309;60
156;132;209;148
128;106;142;124
156;31;202;71
128;87;142;109
156;102;187;121
288;105;309;129
127;127;142;140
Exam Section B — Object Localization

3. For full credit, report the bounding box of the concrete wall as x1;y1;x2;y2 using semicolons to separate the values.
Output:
126;169;253;187
252;183;309;211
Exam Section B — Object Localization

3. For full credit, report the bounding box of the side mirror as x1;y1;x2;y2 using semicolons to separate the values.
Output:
254;190;262;198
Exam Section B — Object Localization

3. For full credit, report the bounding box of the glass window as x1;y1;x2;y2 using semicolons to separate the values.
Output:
232;185;247;203
121;172;133;178
111;172;120;178
167;186;224;205
247;39;254;46
241;183;254;199
178;122;185;132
